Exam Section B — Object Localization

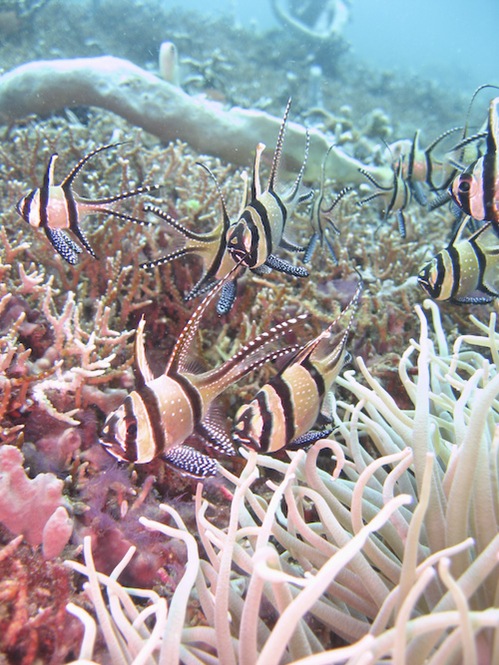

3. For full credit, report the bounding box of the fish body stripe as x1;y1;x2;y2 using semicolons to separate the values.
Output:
302;356;326;398
481;152;498;221
255;390;274;452
171;371;204;425
418;220;499;302
469;233;488;292
447;244;462;300
233;191;286;268
268;373;296;449
134;384;166;461
62;181;80;233
123;395;139;461
235;359;325;453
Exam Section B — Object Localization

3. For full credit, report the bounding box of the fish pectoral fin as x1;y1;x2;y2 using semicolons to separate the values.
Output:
264;254;309;277
279;235;305;252
216;279;237;315
288;429;333;450
163;445;218;478
45;228;81;265
196;417;236;456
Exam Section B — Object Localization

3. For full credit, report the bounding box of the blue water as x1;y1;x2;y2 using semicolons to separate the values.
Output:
174;0;499;93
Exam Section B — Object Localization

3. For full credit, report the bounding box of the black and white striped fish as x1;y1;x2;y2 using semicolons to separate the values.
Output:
232;281;362;453
386;127;463;206
417;216;499;304
226;98;312;274
304;144;352;264
142;99;311;314
449;97;499;224
16;143;156;264
358;160;411;237
100;266;306;477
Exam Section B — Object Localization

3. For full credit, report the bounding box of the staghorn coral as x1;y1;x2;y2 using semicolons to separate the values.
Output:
65;300;499;664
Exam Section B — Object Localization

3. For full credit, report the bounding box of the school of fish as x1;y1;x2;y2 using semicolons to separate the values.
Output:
14;90;499;477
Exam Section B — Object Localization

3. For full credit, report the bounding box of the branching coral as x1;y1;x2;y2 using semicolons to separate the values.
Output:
65;300;499;664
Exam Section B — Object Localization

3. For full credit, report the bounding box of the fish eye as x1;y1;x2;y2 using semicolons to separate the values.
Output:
458;178;471;194
126;421;137;438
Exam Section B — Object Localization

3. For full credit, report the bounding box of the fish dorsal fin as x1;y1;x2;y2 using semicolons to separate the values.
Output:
165;262;243;376
251;143;266;200
295;278;363;368
60;142;126;188
43;153;58;191
284;128;310;203
237;170;250;215
487;97;499;155
195;161;232;231
134;316;155;387
449;215;472;247
267;97;292;192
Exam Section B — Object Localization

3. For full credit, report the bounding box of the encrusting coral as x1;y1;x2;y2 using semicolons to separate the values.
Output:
64;300;499;664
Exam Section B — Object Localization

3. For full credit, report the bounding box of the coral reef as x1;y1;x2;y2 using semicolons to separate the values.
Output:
0;445;71;555
0;3;497;663
0;56;392;186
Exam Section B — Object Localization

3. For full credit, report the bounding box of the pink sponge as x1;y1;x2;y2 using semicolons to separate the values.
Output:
0;445;72;556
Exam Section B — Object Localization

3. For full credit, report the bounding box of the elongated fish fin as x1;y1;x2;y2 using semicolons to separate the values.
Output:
194;316;307;400
487;97;499;154
144;203;212;241
42;153;58;192
251;143;266;199
195;161;232;232
165;262;244;375
448;215;472;247
60;142;127;188
267;97;292;192
89;183;159;206
284;129;310;203
163;445;217;477
134;315;155;387
38;153;58;230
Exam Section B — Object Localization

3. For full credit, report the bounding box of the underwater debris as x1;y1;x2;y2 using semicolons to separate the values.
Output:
0;56;391;185
271;0;349;43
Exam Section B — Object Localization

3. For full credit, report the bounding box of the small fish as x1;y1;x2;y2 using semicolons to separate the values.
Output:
449;97;499;224
417;216;499;304
232;280;362;453
143;99;311;313
16;143;156;264
100;265;306;477
304;144;352;264
386;127;463;206
226;98;313;273
141;162;240;311
358;160;411;237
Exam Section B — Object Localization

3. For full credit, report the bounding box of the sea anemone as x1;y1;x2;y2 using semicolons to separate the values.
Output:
66;298;499;664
